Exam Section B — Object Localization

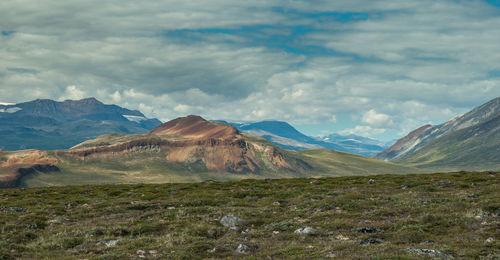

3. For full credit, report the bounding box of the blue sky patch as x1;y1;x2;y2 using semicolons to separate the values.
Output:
1;30;15;36
7;67;39;74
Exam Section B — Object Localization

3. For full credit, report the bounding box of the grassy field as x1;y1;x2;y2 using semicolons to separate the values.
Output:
11;147;419;188
0;171;498;259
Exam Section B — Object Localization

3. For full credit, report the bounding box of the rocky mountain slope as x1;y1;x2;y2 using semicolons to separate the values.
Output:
0;116;417;188
221;120;388;156
375;97;500;170
0;98;162;150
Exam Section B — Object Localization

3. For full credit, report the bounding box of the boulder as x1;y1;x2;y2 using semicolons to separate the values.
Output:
406;248;454;259
294;226;318;235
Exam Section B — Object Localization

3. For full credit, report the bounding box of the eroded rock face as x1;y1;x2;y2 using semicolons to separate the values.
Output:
61;116;310;174
0;150;59;188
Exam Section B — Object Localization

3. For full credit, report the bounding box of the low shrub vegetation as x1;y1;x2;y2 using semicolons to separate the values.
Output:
0;171;498;259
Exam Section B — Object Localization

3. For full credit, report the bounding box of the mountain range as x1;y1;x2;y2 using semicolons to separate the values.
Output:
0;96;498;188
375;97;500;171
0;97;389;156
0;115;417;188
0;98;162;150
220;120;389;156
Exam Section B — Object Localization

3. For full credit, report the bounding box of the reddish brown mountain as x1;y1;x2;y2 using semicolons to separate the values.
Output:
374;124;432;160
60;115;309;174
0;150;59;188
150;115;238;139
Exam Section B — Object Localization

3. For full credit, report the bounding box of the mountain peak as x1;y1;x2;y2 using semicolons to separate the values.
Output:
375;97;500;165
67;97;101;104
150;115;239;139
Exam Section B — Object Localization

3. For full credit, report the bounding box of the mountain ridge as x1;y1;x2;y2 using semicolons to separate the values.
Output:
221;120;389;156
0;116;418;188
0;98;162;150
375;97;500;171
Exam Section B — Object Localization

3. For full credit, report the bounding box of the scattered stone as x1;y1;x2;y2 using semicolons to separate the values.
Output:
486;237;494;243
272;231;280;235
406;248;454;259
335;234;350;241
467;194;480;198
149;250;158;255
356;227;379;233
96;240;118;247
401;184;409;189
0;206;28;212
326;252;336;258
271;201;281;206
220;215;244;230
235;244;257;254
294;226;318;235
136;250;146;258
435;180;453;187
26;224;38;229
474;210;492;219
47;219;61;225
368;179;376;184
309;179;321;185
359;238;382;245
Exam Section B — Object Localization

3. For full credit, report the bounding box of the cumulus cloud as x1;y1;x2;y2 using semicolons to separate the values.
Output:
361;109;394;128
0;0;499;140
59;86;86;101
340;125;386;137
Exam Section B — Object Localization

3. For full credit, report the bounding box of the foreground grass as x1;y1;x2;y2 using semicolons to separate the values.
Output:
0;171;498;259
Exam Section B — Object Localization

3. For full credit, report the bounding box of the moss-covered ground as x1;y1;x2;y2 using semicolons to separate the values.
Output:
0;171;498;259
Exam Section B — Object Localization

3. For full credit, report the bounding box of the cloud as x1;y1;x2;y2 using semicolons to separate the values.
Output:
0;0;499;140
361;109;393;128
340;125;386;137
59;86;86;101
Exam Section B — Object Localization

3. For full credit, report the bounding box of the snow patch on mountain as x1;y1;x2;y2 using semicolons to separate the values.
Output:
0;107;22;113
123;115;147;123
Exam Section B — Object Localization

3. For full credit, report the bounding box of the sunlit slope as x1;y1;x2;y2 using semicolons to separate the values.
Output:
395;115;500;171
298;149;420;176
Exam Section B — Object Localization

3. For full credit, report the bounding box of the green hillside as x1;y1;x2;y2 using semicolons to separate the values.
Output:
395;115;500;171
1;127;419;188
297;149;421;176
0;171;498;259
18;147;419;188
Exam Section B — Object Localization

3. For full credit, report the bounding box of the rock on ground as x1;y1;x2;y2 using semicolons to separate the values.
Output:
294;226;318;235
406;248;454;259
435;180;454;187
235;244;257;254
356;227;379;233
359;238;382;245
220;215;244;230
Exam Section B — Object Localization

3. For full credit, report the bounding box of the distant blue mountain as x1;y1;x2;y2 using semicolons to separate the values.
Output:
0;98;162;150
217;120;390;156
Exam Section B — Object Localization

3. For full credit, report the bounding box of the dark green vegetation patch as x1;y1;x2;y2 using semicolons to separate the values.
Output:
0;172;498;259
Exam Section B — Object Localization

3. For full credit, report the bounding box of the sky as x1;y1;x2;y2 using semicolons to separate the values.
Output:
1;0;500;141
